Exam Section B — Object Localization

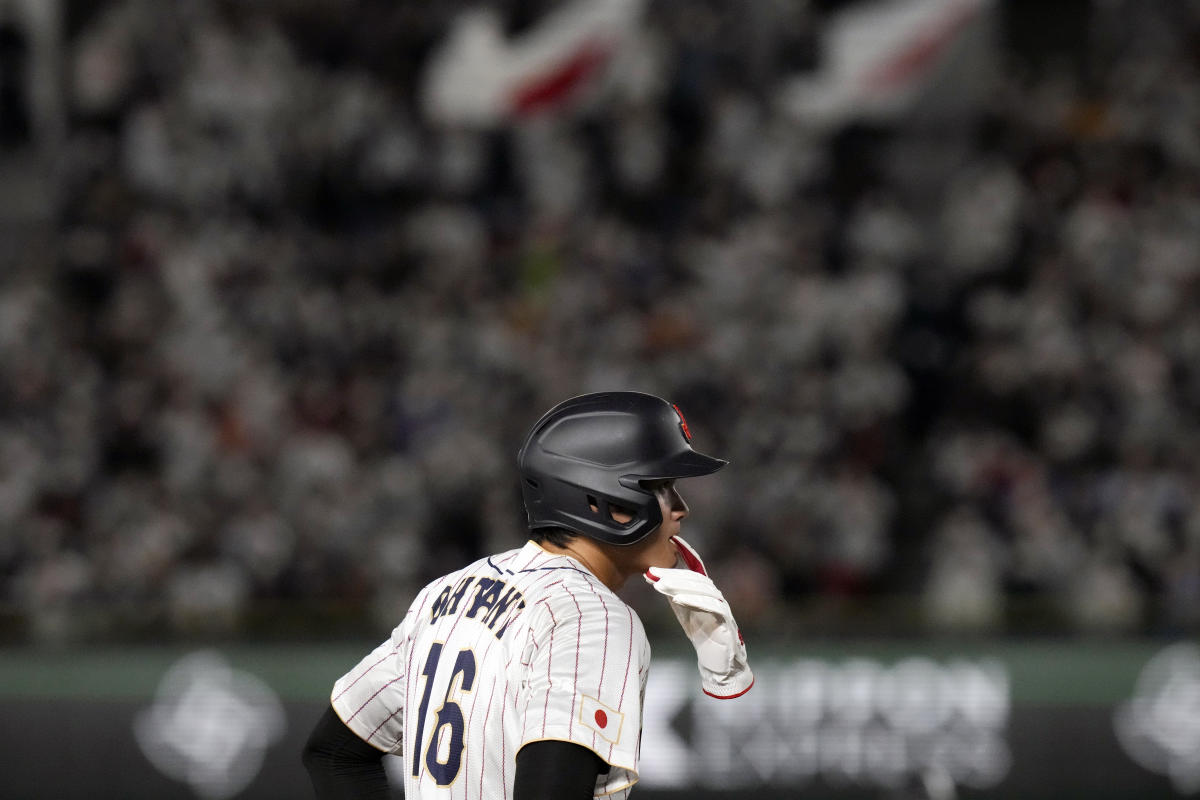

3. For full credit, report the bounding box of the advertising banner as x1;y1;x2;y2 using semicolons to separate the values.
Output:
0;640;1192;799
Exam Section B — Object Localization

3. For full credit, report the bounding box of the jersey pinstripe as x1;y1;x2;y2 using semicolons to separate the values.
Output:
330;541;650;799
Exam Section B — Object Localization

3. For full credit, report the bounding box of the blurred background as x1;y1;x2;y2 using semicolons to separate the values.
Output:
1;0;1199;797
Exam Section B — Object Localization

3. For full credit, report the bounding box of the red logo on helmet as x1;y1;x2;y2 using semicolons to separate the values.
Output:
672;404;692;442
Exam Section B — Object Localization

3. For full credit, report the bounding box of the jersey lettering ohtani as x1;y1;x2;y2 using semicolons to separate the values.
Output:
330;541;651;799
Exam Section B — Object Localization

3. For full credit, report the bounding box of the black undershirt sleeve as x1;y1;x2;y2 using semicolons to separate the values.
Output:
302;705;391;800
513;740;607;800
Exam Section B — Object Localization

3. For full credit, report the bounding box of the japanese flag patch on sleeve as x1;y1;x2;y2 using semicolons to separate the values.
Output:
579;695;624;745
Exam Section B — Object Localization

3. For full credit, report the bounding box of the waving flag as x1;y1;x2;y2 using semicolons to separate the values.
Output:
421;0;645;127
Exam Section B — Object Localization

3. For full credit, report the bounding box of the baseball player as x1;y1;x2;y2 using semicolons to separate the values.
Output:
303;391;754;799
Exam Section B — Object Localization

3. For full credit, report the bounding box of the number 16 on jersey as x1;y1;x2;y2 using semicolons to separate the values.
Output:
411;643;477;786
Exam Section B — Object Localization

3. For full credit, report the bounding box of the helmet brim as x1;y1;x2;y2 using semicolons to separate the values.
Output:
622;448;728;483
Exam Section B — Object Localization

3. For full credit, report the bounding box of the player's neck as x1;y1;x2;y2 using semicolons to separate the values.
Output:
537;539;626;591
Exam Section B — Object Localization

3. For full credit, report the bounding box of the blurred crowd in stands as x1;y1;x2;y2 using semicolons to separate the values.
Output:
1;0;1199;643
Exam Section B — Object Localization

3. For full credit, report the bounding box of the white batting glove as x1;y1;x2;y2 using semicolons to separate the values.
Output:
644;536;754;699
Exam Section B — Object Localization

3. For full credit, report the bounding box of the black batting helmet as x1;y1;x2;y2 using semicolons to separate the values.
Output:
517;391;727;545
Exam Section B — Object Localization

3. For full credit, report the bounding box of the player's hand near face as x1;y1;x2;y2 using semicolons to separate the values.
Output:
644;536;754;699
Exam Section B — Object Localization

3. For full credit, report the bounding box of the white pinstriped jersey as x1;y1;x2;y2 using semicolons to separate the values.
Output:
330;541;651;799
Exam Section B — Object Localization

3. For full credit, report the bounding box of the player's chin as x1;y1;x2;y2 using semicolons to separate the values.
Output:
646;532;681;569
649;552;677;570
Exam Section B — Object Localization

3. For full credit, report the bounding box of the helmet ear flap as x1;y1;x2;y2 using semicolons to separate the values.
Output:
575;484;659;538
523;474;662;545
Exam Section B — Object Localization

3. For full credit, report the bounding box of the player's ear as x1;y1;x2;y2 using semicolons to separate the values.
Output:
587;498;635;525
608;505;634;524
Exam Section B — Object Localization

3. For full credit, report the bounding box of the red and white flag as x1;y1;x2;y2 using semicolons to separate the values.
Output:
421;0;645;127
780;0;995;128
